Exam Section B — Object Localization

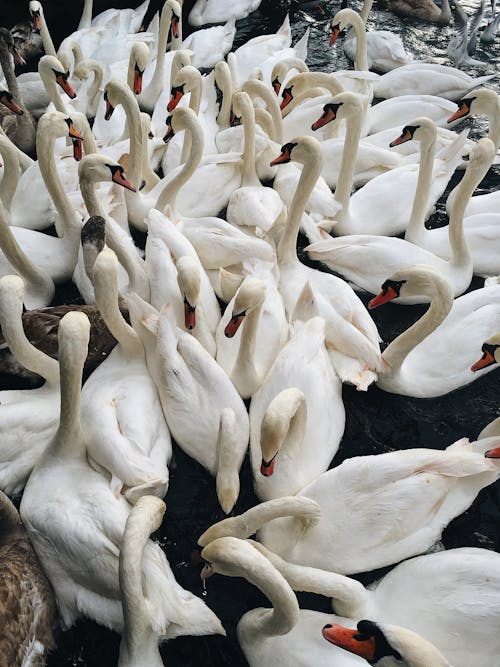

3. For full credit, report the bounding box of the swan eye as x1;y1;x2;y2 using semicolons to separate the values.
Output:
382;279;406;296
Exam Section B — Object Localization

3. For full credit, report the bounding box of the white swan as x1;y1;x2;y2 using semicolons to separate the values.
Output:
200;536;364;667
81;245;171;504
249;315;345;500
118;495;166;667
200;523;500;667
0;274;59;495
188;0;262;25
311;93;466;236
20;309;225;637
369;265;500;397
216;269;288;398
270;136;383;384
305;133;494;302
128;294;249;514
201;431;500;575
323;620;452;666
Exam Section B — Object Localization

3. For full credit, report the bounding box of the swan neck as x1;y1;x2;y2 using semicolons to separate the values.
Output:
405;132;436;239
39;63;66;113
86;61;103;112
350;13;368;70
39;10;57;57
216;67;233;128
278;149;323;264
240;97;258;185
242;79;283;143
78;0;93;29
0;43;20;100
359;0;373;23
115;84;143;188
383;283;453;370
490;101;500;149
335;110;363;215
0;136;21;209
233;302;262;381
149;3;172;90
56;328;85;448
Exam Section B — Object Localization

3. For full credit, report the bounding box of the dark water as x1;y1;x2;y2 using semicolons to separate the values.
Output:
1;0;498;665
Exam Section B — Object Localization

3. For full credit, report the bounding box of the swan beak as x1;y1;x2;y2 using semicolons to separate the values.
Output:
485;447;500;458
471;345;497;372
260;454;277;476
184;299;196;330
271;76;281;95
368;286;398;309
167;86;184;112
133;65;144;95
280;87;293;111
448;100;470;124
322;624;376;661
224;313;246;337
390;128;413;147
104;95;115;121
329;24;346;46
270;142;296;166
163;116;174;143
56;73;77;99
32;11;41;32
200;563;214;579
171;14;180;38
0;94;23;115
112;168;136;192
72;138;83;161
312;105;336;131
66;120;83;141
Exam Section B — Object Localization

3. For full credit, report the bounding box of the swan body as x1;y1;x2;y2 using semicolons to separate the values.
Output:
20;310;225;637
188;0;262;26
0;490;56;666
386;0;452;23
128;295;249;514
370;266;500;397
249;316;345;500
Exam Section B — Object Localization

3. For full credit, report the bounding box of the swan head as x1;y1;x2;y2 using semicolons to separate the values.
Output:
104;80;133;120
270;136;323;169
271;57;309;96
231;91;253;122
176;256;200;330
129;42;150;95
201;536;268;580
368;265;451;308
389;117;436;148
163;106;200;145
311;91;363;131
167;65;201;112
447;88;498;124
167;0;182;38
0;90;23;115
322;620;451;666
471;332;500;373
38;55;76;99
224;277;266;338
329;8;357;46
29;1;42;32
78;154;136;192
37;111;83;142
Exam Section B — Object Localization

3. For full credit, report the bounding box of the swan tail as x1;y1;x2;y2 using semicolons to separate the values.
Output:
461;73;498;97
293;26;310;61
291;281;320;322
436;128;470;166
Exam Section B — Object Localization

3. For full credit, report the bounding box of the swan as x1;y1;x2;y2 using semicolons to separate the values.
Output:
342;0;413;73
145;210;220;356
271;56;309;96
77;0;150;33
81;245;171;504
270;136;384;385
0;273;60;496
216;270;288;399
0;30;36;154
201;430;500;574
200;524;500;666
386;0;452;24
181;16;236;70
323;620;453;666
447;0;488;68
471;331;500;373
188;0;262;25
311;93;466;236
118;495;166;667
481;0;500;42
305;132;494;301
226;91;285;234
0;490;56;667
249;315;345;499
369;265;500;397
128;294;250;514
20;309;225;637
200;536;365;667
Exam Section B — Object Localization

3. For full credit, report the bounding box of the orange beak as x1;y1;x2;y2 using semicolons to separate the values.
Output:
322;624;376;661
471;348;497;372
448;100;470;124
133;66;143;95
330;25;345;46
260;454;277;476
112;169;136;192
271;76;281;96
280;88;293;111
184;300;196;330
485;447;500;458
33;13;41;32
0;95;23;115
171;15;180;38
390;128;413;147
368;285;399;309
67;120;83;140
311;106;336;131
56;73;77;99
167;87;184;112
224;313;245;337
270;146;292;166
72;138;83;161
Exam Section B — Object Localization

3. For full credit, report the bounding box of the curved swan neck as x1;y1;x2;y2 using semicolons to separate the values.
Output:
232;301;263;385
119;497;165;667
198;496;321;546
261;389;308;463
215;62;233;128
242;78;283;143
107;81;143;188
248;540;368;617
202;537;299;638
146;2;172;93
335;104;363;216
78;0;93;29
216;408;241;514
37;6;57;57
93;249;141;355
140;113;160;189
383;273;453;370
405;126;437;240
0;275;59;385
155;113;204;213
75;60;103;116
0;135;21;209
236;93;258;186
346;10;368;70
359;0;373;23
277;141;324;264
39;57;66;113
